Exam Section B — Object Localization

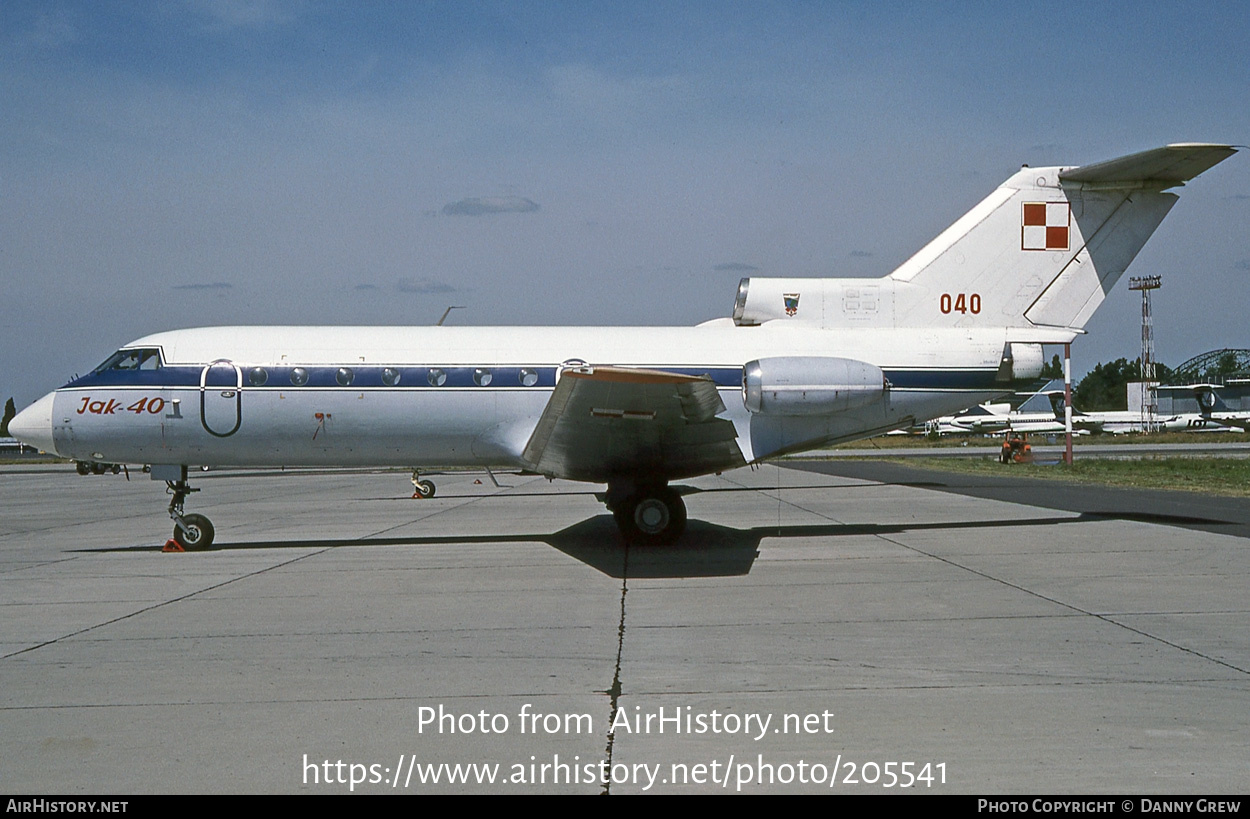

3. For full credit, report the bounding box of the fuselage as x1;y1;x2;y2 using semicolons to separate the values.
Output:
7;144;1232;547
17;321;1030;475
1073;410;1239;435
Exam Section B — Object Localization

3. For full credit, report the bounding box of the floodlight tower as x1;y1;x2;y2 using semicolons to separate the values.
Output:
1129;275;1162;432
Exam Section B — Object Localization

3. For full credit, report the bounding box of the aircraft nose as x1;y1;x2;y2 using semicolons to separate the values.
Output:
8;392;59;456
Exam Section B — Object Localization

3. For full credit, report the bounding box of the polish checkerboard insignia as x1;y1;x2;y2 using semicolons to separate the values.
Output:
783;293;800;316
1021;202;1070;251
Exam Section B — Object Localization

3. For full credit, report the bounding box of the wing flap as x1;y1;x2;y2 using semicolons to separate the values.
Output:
522;366;745;482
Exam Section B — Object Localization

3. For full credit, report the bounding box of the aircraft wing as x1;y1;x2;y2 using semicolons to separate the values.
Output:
521;365;745;483
1212;413;1250;431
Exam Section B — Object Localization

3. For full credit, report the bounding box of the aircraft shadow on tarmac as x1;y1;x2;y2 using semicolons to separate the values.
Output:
78;510;1110;580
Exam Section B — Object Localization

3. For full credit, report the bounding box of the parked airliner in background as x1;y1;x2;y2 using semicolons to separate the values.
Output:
942;381;1070;435
1155;384;1250;433
9;144;1236;548
1041;394;1233;434
1014;383;1249;435
917;380;1249;437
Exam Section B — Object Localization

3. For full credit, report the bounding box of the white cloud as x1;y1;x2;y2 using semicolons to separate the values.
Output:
172;282;233;290
442;197;540;217
181;0;302;31
396;277;455;294
17;9;80;51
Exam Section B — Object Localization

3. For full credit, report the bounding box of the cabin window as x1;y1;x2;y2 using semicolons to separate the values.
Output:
427;368;447;387
519;368;539;387
336;367;354;387
290;367;309;386
473;368;492;387
382;368;401;386
248;367;268;387
94;348;162;373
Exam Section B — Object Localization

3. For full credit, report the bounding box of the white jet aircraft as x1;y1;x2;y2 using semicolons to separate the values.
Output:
1027;384;1245;434
942;381;1071;435
9;144;1237;548
1158;383;1250;432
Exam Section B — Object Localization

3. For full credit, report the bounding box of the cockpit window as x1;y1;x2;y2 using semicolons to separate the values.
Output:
94;348;162;373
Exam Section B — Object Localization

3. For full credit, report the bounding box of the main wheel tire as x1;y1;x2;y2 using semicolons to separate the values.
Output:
416;479;436;498
76;462;91;476
617;486;687;546
173;513;215;551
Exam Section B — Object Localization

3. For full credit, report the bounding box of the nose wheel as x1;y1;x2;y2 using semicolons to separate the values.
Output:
173;513;215;550
167;478;215;550
411;470;436;498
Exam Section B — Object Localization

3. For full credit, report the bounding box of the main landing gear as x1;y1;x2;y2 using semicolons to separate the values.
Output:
166;476;215;550
605;481;687;546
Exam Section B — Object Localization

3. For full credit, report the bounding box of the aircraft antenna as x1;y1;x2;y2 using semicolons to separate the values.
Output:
436;306;467;326
1128;276;1161;433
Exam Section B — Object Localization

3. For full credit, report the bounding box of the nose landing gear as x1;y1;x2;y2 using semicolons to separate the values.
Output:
411;470;436;499
166;474;215;550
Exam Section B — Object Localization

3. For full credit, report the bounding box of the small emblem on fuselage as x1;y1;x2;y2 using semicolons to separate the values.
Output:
783;293;800;316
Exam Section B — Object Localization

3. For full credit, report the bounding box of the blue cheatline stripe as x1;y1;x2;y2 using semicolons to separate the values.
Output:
66;365;560;390
65;363;1003;391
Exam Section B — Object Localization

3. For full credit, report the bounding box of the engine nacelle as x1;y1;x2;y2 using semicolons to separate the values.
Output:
997;342;1045;382
743;357;888;416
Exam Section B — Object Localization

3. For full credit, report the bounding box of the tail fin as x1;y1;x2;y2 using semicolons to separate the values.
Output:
1046;391;1066;419
889;144;1235;330
1014;380;1065;414
1191;384;1227;414
728;145;1235;333
1040;390;1082;420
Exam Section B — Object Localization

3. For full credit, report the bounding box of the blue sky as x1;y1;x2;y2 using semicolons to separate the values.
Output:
3;1;1248;406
